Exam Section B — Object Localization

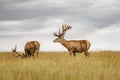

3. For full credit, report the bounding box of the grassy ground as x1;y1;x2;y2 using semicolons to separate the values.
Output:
0;51;120;80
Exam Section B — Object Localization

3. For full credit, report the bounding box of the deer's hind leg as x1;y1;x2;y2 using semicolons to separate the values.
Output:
86;51;90;57
84;51;88;57
84;50;90;57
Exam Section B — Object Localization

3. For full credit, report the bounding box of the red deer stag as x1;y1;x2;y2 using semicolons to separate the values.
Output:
53;24;91;57
12;41;40;58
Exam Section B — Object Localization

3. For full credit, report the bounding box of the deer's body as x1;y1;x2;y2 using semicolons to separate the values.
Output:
12;41;40;58
62;40;90;56
62;40;90;52
24;41;40;57
53;24;91;57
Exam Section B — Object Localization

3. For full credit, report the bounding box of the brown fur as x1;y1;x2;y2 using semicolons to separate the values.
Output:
12;41;40;58
24;41;40;57
53;24;91;57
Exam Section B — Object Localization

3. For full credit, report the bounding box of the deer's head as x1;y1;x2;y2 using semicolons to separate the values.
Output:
53;24;72;43
12;46;26;58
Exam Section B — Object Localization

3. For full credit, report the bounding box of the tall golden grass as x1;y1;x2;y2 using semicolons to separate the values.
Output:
0;51;120;80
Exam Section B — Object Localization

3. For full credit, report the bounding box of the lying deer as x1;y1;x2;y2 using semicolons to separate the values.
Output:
53;24;91;57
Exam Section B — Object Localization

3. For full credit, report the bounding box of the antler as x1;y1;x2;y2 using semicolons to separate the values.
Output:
12;45;17;52
53;24;72;38
61;24;72;38
53;28;62;37
12;46;24;57
62;24;72;31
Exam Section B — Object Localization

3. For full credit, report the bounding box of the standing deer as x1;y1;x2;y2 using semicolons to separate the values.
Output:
53;24;91;57
12;41;40;58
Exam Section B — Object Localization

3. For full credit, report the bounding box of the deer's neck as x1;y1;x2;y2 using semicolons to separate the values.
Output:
60;39;71;50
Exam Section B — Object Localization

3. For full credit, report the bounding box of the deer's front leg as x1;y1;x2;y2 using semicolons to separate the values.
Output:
68;50;73;56
73;52;76;57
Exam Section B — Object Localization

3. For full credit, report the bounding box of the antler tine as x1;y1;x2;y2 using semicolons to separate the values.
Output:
64;24;67;29
68;25;72;29
53;32;58;36
53;32;62;37
62;25;64;31
15;45;17;49
62;24;72;31
62;24;65;31
59;28;61;34
12;45;17;52
65;24;67;28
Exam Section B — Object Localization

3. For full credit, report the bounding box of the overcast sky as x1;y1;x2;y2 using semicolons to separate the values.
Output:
0;0;120;51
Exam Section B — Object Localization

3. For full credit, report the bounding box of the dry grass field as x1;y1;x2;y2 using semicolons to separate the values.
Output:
0;51;120;80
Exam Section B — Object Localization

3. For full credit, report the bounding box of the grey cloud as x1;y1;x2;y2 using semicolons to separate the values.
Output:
1;0;120;28
0;0;95;21
0;18;46;31
0;0;120;51
0;0;120;31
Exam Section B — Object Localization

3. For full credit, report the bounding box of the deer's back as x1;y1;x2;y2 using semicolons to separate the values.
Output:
69;40;91;51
